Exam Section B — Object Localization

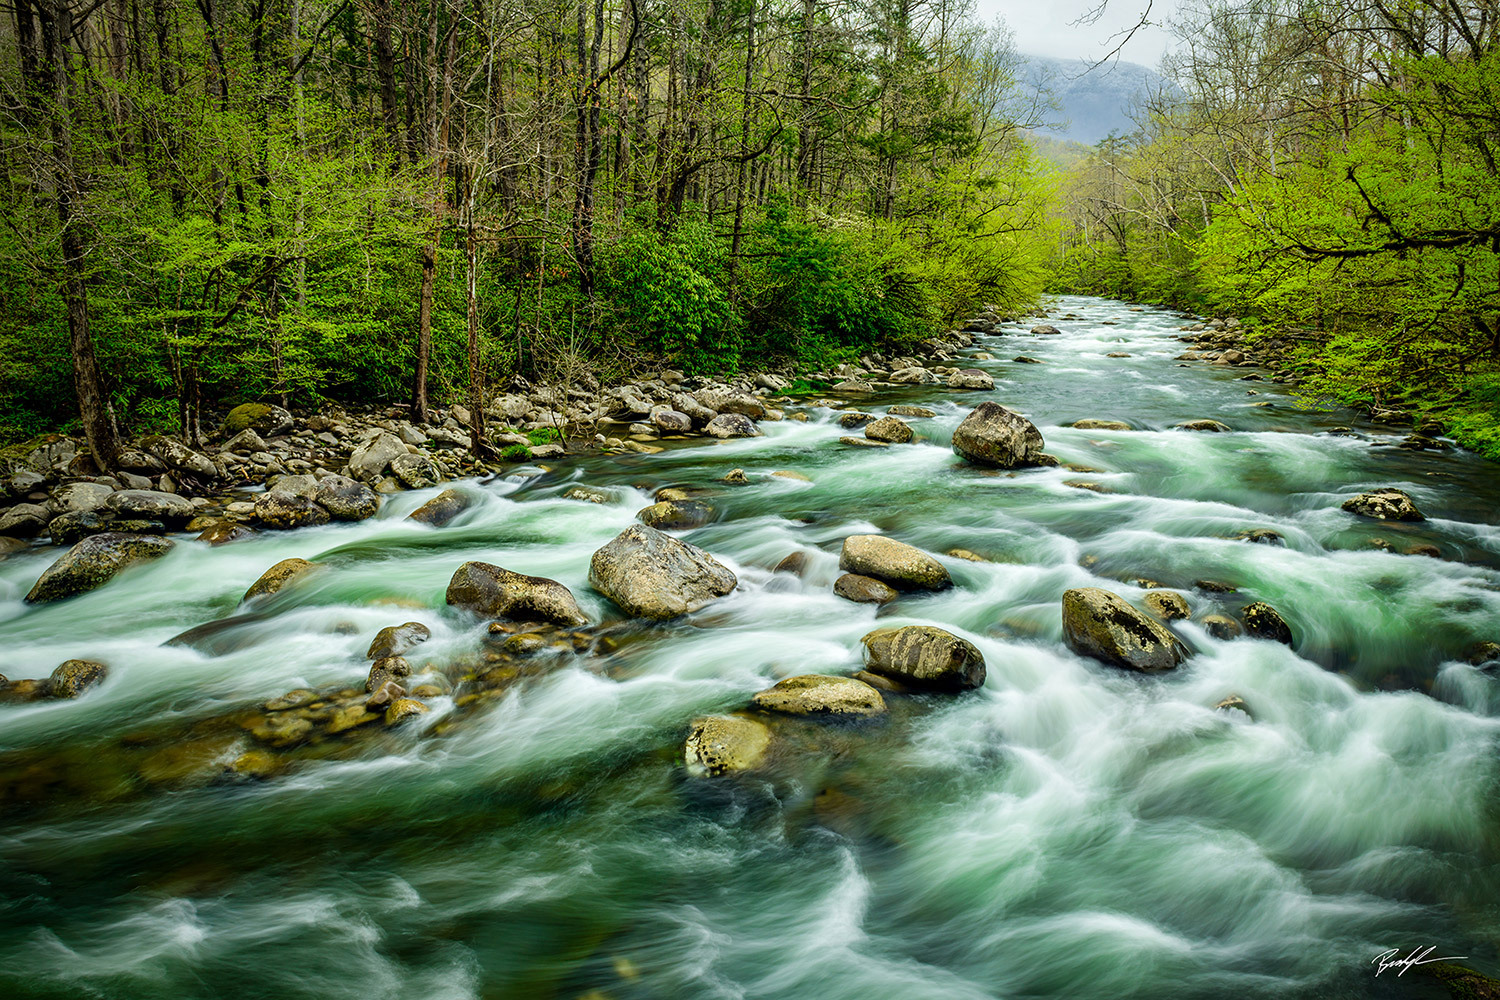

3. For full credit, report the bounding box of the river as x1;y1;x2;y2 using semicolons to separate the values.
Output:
1;295;1497;999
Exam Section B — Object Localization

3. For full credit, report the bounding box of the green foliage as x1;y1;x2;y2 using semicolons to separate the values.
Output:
498;443;532;462
526;427;561;445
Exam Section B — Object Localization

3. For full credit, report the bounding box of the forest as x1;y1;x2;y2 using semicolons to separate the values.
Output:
0;0;1050;469
2;0;1498;463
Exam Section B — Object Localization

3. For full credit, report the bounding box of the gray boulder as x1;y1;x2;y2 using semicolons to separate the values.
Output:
947;369;995;390
390;453;440;489
407;488;472;526
242;557;319;603
861;625;986;691
348;432;408;481
652;409;693;433
637;499;715;531
750;675;886;717
833;573;897;605
446;561;590;627
315;475;380;521
140;435;218;478
107;489;194;524
705;413;761;439
589;524;737;620
0;503;50;538
1062;587;1186;672
25;532;175;603
52;482;114;513
254;490;331;530
952;402;1045;468
1341;487;1425;521
838;534;951;591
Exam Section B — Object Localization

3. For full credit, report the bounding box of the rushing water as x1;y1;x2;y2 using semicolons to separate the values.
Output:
2;296;1498;1000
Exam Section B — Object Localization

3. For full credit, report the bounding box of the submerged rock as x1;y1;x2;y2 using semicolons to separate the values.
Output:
25;532;175;604
637;499;716;531
1241;602;1293;645
589;524;737;620
407;488;473;526
951;402;1045;468
861;625;986;691
1071;419;1131;431
838;535;951;592
242;557;318;603
685;715;771;776
48;659;108;699
864;416;914;444
750;675;886;717
446;561;590;627
1062;587;1186;672
1143;590;1191;621
366;622;431;660
833;573;897;605
1341;487;1425;521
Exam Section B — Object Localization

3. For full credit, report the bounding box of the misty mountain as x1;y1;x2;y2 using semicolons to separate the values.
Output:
1018;55;1179;146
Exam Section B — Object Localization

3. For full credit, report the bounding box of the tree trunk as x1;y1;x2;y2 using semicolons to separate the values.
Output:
414;0;461;423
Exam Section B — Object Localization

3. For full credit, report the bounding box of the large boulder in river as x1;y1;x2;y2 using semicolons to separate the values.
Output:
589;524;737;620
705;413;761;439
1062;587;1186;672
1341;487;1424;521
407;488;473;526
254;490;331;530
951;402;1045;468
242;557;319;603
864;416;914;444
446;561;589;627
685;715;771;776
947;369;995;390
861;625;986;691
750;674;886;718
106;489;194;525
315;475;380;521
839;535;950;591
25;532;174;603
637;499;715;531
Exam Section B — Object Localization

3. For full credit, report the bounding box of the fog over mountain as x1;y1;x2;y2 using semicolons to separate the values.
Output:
1019;55;1179;145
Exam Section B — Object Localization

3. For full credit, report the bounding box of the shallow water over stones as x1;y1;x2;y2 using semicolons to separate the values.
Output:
1;296;1498;999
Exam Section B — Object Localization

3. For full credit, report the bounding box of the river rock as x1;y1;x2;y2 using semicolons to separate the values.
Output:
53;481;114;513
1062;587;1186;672
1071;419;1131;431
865;416;914;444
223;403;293;437
773;551;807;575
140;435;218;478
1200;614;1242;640
255;490;331;530
685;715;771;776
833;573;897;605
107;489;194;524
1143;590;1191;621
1241;602;1293;645
888;405;936;418
366;655;412;693
348;432;407;481
589;524;737;620
48;659;108;699
838;535;951;591
947;369;995;390
48;510;116;546
25;532;175;603
637;499;716;531
446;561;590;627
840;436;888;448
367;622;431;659
197;521;256;545
242;558;318;603
648;409;691;434
837;411;873;428
750;675;887;717
951;402;1045;468
861;625;986;691
267;473;318;499
389;453;439;489
408;488;473;526
889;366;937;384
1177;420;1232;432
1468;641;1500;668
705;413;761;439
1341;487;1424;521
315;475;380;521
223;428;268;455
1031;324;1061;335
385;698;430;725
0;503;49;537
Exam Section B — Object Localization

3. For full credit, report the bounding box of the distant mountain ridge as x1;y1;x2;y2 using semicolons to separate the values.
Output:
1019;54;1178;145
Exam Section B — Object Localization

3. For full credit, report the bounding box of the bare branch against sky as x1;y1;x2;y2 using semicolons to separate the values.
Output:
974;0;1176;65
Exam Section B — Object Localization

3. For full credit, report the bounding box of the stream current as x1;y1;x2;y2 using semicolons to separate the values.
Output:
1;296;1498;999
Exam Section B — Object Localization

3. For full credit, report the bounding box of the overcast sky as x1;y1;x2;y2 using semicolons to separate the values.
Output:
972;0;1178;66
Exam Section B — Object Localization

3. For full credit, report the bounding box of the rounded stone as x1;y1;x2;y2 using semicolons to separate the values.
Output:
48;659;108;699
865;416;914;444
833;573;898;604
951;402;1046;468
25;532;175;603
860;625;986;691
685;715;771;776
637;499;716;531
750;674;886;717
1143;590;1191;621
242;557;318;603
1241;602;1293;645
838;534;950;591
1062;587;1186;672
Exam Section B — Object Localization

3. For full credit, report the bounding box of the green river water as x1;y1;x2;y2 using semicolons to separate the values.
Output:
1;296;1498;1000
